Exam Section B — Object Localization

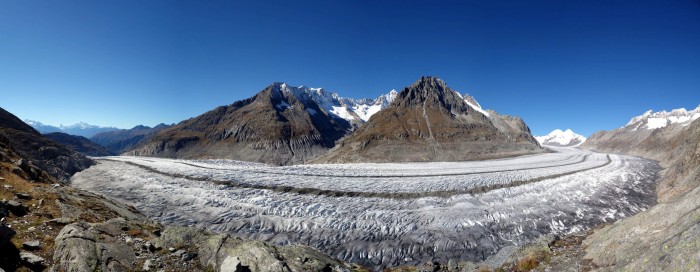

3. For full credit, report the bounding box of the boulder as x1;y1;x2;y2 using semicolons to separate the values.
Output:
20;252;45;269
15;193;31;200
22;240;40;251
46;217;75;226
5;200;28;216
220;256;243;272
53;221;135;272
155;226;352;272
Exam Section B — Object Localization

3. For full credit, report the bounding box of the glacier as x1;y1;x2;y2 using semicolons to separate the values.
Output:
72;147;659;268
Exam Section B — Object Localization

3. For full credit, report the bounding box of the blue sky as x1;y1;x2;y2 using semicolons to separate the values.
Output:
1;0;699;136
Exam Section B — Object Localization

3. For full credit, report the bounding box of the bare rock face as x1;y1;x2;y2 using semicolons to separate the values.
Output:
53;218;135;272
155;226;354;272
0;107;94;183
583;116;700;202
314;77;543;163
581;117;700;270
127;83;351;165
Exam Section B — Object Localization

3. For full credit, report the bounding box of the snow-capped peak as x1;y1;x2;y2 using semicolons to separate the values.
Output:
625;105;700;130
23;119;41;126
535;129;587;147
344;90;398;122
62;121;97;130
270;82;397;123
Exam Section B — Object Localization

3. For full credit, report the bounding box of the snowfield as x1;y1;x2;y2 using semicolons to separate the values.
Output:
72;147;659;267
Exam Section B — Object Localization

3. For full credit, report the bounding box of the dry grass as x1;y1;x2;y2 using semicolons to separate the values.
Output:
515;252;539;271
1;162;63;268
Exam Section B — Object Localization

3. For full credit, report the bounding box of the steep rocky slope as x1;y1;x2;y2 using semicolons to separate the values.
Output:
44;132;113;156
0;107;93;182
314;76;543;163
580;107;700;271
90;124;170;154
1;107;361;272
127;83;353;165
583;105;700;202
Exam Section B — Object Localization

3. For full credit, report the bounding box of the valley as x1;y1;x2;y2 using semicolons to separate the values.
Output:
71;147;659;268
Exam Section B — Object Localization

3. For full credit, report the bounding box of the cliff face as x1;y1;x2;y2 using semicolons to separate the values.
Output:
313;77;543;163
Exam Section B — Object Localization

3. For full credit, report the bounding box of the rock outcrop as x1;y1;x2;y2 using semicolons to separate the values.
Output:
156;226;356;272
314;76;543;163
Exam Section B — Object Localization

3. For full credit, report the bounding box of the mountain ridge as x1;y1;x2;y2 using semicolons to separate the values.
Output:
1;108;94;182
313;76;543;163
90;124;171;154
129;77;543;164
24;120;120;138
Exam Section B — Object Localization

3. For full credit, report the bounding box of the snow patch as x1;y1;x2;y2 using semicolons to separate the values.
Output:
625;105;700;130
330;106;355;120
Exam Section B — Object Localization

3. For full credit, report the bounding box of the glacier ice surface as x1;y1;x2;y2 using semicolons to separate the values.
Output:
72;147;659;267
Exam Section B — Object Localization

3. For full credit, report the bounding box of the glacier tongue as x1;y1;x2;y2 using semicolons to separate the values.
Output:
71;148;659;268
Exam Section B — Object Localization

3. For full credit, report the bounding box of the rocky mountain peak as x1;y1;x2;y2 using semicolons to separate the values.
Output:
394;76;469;113
313;77;543;163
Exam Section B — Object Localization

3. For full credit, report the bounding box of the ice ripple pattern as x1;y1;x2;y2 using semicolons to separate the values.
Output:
71;147;659;267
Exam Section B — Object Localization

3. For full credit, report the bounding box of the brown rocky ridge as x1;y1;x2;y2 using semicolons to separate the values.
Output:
313;76;544;163
126;83;353;165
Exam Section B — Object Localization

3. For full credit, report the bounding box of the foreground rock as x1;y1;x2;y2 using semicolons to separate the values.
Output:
53;219;136;271
584;185;700;271
20;252;46;269
156;226;356;272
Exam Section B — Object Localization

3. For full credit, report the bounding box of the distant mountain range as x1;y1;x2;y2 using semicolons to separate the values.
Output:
583;105;700;159
44;132;114;156
90;124;171;154
129;76;543;164
24;120;120;138
535;129;587;147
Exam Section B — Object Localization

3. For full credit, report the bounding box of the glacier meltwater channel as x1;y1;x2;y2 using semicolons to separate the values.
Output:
71;147;659;267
